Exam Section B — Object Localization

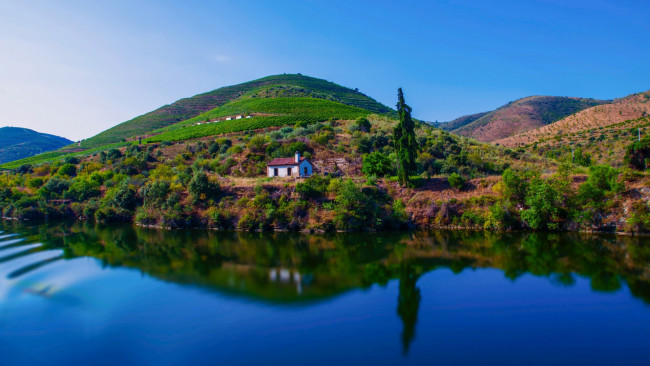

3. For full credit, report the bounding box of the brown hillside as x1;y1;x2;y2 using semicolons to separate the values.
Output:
451;96;607;142
495;91;650;148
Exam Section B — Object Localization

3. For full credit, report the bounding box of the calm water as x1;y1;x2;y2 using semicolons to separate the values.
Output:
1;222;649;365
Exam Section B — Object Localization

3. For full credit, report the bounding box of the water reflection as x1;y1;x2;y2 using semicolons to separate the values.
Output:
1;222;650;356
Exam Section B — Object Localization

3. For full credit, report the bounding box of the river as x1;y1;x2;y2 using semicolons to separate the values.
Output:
1;222;649;365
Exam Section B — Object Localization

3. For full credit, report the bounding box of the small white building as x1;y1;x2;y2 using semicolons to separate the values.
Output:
267;152;313;178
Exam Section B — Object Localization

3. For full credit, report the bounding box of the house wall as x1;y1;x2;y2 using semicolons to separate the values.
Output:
267;161;313;177
268;165;297;177
298;160;313;176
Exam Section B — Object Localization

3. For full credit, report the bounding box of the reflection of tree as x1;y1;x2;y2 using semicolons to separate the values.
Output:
397;262;421;356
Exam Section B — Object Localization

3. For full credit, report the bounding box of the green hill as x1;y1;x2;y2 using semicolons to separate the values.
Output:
442;96;608;142
0;127;72;164
82;74;392;148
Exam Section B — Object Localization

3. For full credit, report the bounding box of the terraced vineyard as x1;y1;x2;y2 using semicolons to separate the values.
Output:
147;98;370;142
81;74;391;149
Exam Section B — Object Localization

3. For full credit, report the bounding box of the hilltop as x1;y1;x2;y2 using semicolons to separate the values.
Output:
0;127;72;164
442;96;608;142
81;74;393;149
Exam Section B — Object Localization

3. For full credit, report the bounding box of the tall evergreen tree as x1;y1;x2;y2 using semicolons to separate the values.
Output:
394;88;418;186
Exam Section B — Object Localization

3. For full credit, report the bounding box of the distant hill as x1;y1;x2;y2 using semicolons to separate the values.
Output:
0;127;72;164
82;74;393;148
442;96;608;142
493;91;650;167
495;91;650;148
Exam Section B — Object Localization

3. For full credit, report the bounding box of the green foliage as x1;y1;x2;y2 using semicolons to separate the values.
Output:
521;178;562;230
295;175;330;199
448;173;465;190
501;168;530;202
354;117;372;132
393;89;418;186
362;152;392;177
573;147;592;167
63;178;100;202
39;177;70;199
188;170;220;203
109;180;139;211
142;181;171;208
57;163;77;177
627;201;650;233
624;136;650;170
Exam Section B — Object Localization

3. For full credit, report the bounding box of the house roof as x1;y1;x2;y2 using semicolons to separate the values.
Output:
267;157;307;166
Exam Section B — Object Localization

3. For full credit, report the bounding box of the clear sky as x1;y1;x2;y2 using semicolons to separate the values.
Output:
1;0;649;141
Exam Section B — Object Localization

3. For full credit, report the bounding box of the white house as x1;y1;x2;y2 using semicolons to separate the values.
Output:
267;152;313;178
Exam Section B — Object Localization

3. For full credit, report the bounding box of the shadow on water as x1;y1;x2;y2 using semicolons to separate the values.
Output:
1;221;650;355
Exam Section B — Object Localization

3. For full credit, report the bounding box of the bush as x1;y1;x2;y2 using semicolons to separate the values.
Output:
64;178;100;202
57;163;77;177
448;173;465;190
624;136;650;170
110;180;138;211
27;178;44;189
362;152;392;177
39;177;70;198
521;178;561;230
142;181;171;208
295;175;330;199
354;117;371;132
189;170;220;203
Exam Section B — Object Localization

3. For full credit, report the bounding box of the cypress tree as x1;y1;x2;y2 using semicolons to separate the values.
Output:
394;88;418;186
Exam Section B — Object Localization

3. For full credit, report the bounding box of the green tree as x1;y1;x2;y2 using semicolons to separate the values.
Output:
189;170;220;203
393;88;418;186
362;152;392;177
355;117;371;132
448;172;465;190
521;178;561;230
57;163;77;177
624;136;650;170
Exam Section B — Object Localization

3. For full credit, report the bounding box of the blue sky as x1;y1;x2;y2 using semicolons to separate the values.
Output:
1;0;649;140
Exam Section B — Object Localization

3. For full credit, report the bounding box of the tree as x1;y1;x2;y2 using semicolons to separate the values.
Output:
448;172;465;190
355;117;371;132
362;152;392;177
624;136;650;170
393;88;418;186
189;170;220;203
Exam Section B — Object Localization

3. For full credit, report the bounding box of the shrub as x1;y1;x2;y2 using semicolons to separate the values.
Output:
521;178;561;230
295;175;330;199
624;136;650;170
362;152;392;177
27;178;44;189
39;177;70;198
57;164;77;177
64;178;100;202
448;173;465;190
189;171;220;203
354;117;371;132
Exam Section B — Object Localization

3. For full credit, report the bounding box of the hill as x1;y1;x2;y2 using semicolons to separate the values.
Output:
493;90;650;166
0;127;72;164
495;91;650;148
444;96;608;142
81;74;393;148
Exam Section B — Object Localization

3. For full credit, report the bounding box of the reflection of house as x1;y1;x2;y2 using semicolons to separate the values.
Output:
267;152;313;177
269;267;304;294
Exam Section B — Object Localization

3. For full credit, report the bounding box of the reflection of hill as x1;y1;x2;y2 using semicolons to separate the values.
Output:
2;223;650;307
